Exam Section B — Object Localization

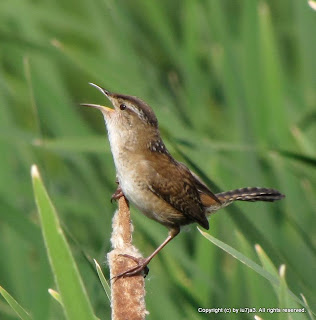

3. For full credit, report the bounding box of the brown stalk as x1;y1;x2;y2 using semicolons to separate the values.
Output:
107;196;148;320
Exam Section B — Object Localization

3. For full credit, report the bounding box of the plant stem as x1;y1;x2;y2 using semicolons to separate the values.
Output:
107;196;148;320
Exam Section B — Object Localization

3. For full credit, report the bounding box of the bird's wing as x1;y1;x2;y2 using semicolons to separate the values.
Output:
182;164;221;206
143;156;209;229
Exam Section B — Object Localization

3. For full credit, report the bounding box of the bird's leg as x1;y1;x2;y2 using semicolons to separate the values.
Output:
111;187;124;202
114;227;180;278
111;177;124;202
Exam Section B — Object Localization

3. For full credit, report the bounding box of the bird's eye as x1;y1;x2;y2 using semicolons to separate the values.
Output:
120;104;127;110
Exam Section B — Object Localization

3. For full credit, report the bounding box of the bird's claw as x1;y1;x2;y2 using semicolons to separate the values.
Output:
113;254;150;278
111;187;124;203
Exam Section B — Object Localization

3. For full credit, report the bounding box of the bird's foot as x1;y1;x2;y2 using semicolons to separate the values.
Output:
113;254;150;278
111;186;124;202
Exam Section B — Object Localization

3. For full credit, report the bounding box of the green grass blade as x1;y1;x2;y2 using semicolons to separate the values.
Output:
278;265;288;320
33;136;110;154
48;289;63;307
301;294;315;320
198;228;310;312
0;286;32;320
275;150;316;167
31;165;96;320
94;259;111;303
256;245;312;320
198;228;279;283
255;244;280;288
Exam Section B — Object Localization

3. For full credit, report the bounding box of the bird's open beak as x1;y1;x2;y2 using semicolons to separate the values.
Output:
88;82;111;97
80;103;114;113
80;83;114;113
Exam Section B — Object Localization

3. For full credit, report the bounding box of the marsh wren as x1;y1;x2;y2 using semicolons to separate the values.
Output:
82;83;284;277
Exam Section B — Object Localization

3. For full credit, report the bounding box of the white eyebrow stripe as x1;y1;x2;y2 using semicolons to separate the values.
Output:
129;105;147;121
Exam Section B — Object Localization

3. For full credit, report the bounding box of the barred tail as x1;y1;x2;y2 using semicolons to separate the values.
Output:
215;187;285;207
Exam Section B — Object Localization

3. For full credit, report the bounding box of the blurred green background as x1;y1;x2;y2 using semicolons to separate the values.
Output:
0;0;315;319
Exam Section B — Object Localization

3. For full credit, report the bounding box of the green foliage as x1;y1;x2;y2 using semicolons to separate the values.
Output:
0;0;315;319
199;229;312;318
0;286;32;320
94;260;111;304
31;165;96;320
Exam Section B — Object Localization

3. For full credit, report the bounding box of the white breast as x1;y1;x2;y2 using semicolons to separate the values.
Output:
106;121;146;207
105;117;169;223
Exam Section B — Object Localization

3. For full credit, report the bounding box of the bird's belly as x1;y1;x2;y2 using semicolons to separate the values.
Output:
116;164;186;227
112;152;192;227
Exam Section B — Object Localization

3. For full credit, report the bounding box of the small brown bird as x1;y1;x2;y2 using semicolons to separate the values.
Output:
82;83;285;277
